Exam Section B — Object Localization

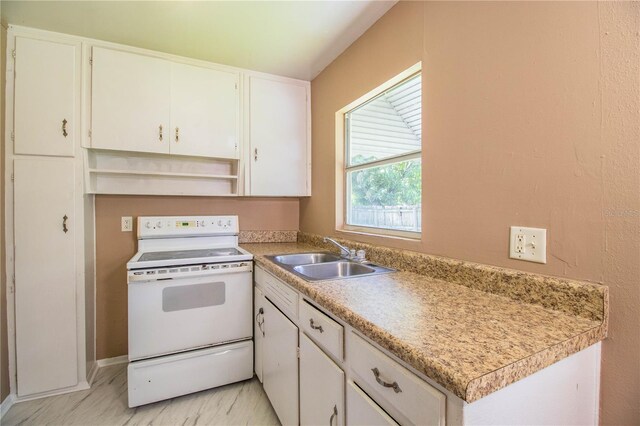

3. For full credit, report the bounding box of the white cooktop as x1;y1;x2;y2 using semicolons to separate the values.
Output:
127;216;253;270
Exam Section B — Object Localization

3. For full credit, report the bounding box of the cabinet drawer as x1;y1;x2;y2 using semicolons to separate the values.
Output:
255;266;298;319
347;381;399;426
348;332;446;426
299;299;344;360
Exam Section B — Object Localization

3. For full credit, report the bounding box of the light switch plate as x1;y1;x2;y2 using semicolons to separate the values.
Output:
509;226;547;264
121;216;133;232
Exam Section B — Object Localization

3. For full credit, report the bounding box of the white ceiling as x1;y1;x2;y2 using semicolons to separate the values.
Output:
0;1;397;81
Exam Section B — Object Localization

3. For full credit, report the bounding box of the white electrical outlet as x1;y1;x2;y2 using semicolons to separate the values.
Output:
509;226;546;264
121;216;133;232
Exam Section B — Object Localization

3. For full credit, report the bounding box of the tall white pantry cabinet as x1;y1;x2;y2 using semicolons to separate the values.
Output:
4;29;96;399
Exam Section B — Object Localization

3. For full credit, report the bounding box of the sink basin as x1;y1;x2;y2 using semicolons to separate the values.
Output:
272;252;341;266
267;251;395;281
293;261;375;280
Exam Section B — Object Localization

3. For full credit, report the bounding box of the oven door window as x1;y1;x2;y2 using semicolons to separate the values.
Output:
162;282;225;312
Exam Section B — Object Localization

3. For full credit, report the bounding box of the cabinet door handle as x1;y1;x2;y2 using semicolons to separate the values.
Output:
329;405;338;425
175;127;179;143
62;215;69;233
159;125;163;141
371;368;402;393
62;119;68;137
254;148;258;161
309;318;324;333
255;307;264;337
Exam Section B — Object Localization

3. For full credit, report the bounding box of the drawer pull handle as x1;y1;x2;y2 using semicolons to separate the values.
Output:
62;119;68;137
309;318;324;333
159;125;163;141
329;404;337;425
371;367;402;393
255;307;264;337
62;215;69;233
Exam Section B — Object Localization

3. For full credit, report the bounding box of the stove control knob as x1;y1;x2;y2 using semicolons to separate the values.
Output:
145;221;152;229
227;219;232;226
200;221;206;227
156;221;163;228
218;220;222;226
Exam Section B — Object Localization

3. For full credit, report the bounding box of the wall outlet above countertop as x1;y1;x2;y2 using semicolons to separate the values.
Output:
509;226;547;264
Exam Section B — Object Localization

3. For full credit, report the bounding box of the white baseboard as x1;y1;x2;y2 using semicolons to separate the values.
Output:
13;381;90;404
1;393;16;418
87;361;99;386
96;355;128;368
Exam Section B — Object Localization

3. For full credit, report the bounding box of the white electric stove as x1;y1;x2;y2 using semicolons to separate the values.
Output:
126;216;254;407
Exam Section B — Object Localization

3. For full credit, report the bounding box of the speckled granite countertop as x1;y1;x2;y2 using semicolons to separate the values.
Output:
240;241;608;403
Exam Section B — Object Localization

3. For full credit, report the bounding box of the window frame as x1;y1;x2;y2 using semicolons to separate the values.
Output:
337;64;423;240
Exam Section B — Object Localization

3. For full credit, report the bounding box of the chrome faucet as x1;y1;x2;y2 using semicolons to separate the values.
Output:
323;237;351;258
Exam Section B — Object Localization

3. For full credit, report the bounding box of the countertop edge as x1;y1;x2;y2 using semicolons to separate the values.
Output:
464;324;606;402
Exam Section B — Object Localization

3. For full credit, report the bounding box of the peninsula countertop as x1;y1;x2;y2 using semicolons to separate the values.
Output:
240;241;607;403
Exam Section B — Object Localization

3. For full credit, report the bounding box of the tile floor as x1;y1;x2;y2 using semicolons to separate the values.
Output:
1;364;279;425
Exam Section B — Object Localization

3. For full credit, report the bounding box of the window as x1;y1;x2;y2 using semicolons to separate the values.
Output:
343;69;422;238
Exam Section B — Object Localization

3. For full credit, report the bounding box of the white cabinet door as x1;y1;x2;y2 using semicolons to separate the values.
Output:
91;47;170;154
170;62;239;159
14;37;77;157
300;333;344;426
347;381;399;426
254;287;265;383
249;76;309;196
14;158;78;396
263;297;299;426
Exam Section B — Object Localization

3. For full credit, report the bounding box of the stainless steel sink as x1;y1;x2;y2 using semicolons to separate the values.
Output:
293;261;375;280
272;252;341;266
266;252;394;281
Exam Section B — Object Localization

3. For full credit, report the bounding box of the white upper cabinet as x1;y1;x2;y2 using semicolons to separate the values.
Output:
91;47;171;155
170;62;239;159
248;75;310;196
91;47;240;159
14;36;78;157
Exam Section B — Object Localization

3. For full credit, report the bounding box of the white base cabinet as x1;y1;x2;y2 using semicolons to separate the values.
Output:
348;331;445;426
262;297;299;426
252;265;602;426
300;333;344;426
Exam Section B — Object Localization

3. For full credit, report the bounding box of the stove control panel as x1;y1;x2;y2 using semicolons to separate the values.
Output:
138;216;239;238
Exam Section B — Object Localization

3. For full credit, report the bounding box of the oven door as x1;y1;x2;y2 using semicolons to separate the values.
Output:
128;263;253;361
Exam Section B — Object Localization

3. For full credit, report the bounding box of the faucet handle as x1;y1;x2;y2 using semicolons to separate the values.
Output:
356;250;366;262
349;249;356;259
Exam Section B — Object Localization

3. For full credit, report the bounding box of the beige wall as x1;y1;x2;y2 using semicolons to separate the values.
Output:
1;22;9;402
302;2;639;424
95;195;299;359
